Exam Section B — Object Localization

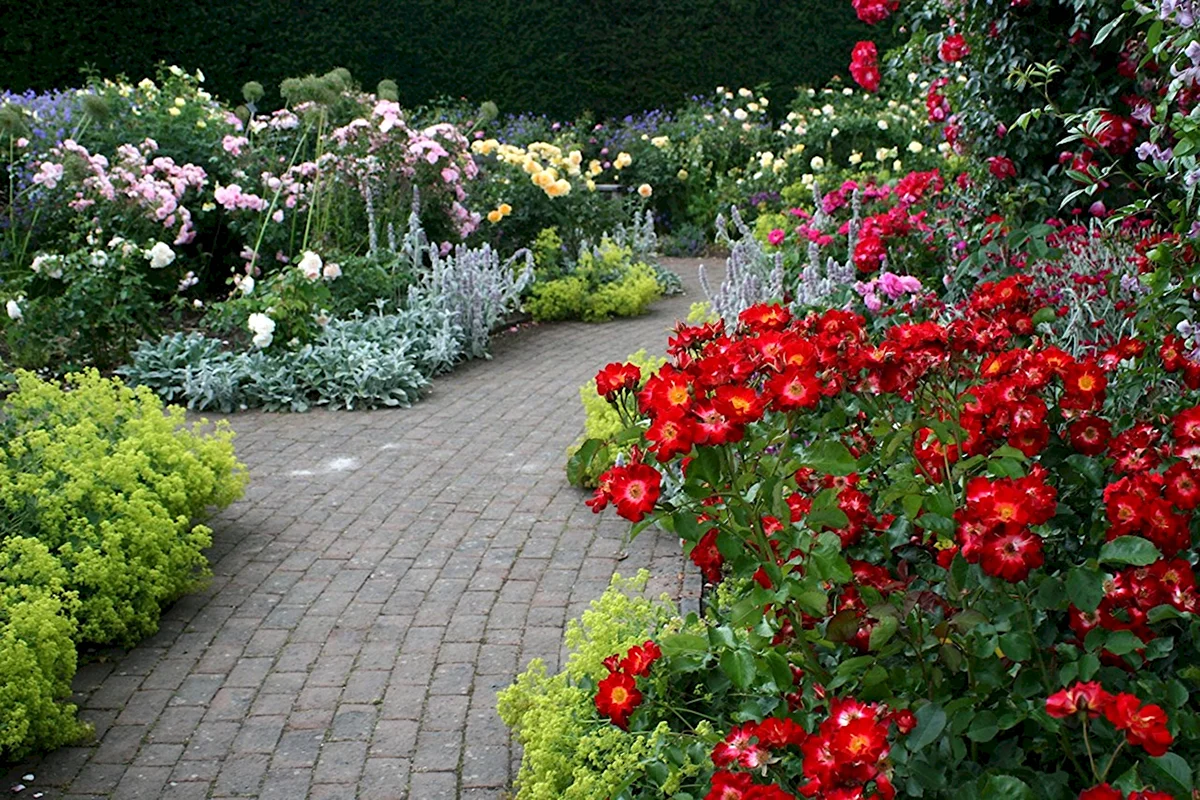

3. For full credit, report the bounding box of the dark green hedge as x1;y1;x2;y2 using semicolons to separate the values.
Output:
2;0;874;117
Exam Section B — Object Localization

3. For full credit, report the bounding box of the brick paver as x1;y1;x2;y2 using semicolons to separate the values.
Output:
3;258;710;799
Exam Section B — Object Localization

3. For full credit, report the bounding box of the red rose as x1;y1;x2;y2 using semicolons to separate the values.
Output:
1045;681;1109;718
849;41;881;93
939;33;970;63
595;671;642;729
851;0;899;24
987;156;1017;180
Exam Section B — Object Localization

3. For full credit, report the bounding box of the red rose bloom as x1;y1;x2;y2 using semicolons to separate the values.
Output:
987;156;1017;180
979;529;1044;582
849;41;881;93
854;233;887;273
595;671;642;729
619;641;662;677
1079;786;1125;800
1045;681;1109;718
1104;693;1174;756
595;361;641;400
851;0;899;25
604;462;662;522
939;33;970;63
1067;415;1112;456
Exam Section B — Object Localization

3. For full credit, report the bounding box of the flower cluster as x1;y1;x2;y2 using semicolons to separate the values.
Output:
1046;682;1173;757
594;640;661;729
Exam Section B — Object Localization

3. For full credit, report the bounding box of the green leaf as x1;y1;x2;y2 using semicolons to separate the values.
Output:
1103;630;1144;656
566;438;605;486
800;439;858;476
999;631;1033;662
983;776;1034;800
966;710;999;743
1147;753;1193;794
868;615;900;651
659;632;708;656
1064;454;1104;487
720;649;755;690
1066;568;1106;613
907;704;947;752
1099;536;1162;567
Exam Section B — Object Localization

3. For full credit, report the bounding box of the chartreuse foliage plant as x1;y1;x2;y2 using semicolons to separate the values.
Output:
0;370;245;758
566;350;667;489
0;535;86;761
525;240;663;323
498;571;712;800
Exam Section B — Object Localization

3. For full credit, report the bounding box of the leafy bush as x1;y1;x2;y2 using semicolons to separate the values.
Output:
498;571;710;799
526;240;663;323
0;370;246;645
0;536;86;761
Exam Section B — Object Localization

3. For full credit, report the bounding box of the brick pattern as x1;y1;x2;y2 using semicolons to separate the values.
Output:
3;258;710;798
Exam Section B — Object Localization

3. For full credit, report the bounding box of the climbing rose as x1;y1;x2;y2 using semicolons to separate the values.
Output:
852;0;899;24
939;33;970;63
849;41;881;93
988;156;1017;180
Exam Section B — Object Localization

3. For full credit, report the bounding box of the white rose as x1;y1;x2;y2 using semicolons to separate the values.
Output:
146;241;176;269
298;250;322;280
247;312;275;349
810;156;825;171
322;262;342;280
908;141;924;154
877;119;889;130
733;108;748;121
6;299;22;321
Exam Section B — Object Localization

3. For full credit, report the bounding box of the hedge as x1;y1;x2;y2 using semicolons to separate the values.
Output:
1;0;876;117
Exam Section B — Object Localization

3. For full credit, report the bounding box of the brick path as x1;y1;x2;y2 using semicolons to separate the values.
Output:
3;258;710;800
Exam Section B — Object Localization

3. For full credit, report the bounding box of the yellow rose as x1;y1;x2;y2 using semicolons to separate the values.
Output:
498;203;512;216
487;209;503;224
168;107;181;117
677;169;689;181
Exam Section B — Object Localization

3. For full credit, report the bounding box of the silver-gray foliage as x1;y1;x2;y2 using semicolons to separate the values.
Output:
700;206;783;323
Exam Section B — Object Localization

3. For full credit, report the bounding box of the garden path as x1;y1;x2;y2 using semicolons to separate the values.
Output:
3;258;712;800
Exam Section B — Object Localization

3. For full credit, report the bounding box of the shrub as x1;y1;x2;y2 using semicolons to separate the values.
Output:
0;370;246;645
0;535;87;761
525;240;663;323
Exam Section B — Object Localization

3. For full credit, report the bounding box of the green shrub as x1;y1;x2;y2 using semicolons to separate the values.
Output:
498;571;708;799
0;535;87;761
525;241;663;323
0;370;247;645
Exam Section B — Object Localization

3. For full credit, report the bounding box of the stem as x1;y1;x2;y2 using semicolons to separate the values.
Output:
1081;717;1099;780
1097;740;1126;784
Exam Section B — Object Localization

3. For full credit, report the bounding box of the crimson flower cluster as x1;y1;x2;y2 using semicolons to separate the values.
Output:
951;471;1056;582
704;698;905;800
850;42;881;93
1045;682;1174;757
593;640;661;730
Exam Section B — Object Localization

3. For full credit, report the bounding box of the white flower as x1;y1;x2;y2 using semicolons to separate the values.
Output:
236;274;255;295
89;250;109;267
877;119;889;130
810;156;825;171
298;250;322;280
849;151;864;165
830;128;840;138
248;312;275;349
322;262;342;280
893;159;903;171
31;254;63;279
6;299;22;321
146;242;176;269
908;141;924;154
733;108;749;121
738;87;753;98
